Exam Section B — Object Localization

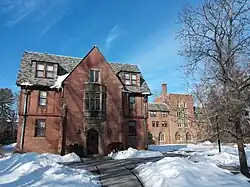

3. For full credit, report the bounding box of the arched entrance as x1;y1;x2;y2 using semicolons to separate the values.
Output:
87;129;99;155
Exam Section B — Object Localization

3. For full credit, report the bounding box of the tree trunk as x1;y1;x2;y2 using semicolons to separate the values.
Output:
235;119;250;178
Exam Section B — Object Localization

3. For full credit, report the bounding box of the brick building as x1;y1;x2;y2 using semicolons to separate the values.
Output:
16;46;151;156
148;83;197;144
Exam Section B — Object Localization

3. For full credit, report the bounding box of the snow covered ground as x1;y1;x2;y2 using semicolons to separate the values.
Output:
149;141;250;167
136;157;250;187
1;143;17;157
108;147;163;159
0;143;100;187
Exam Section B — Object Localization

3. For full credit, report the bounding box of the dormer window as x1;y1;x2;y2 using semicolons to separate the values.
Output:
35;62;54;79
90;70;100;83
124;73;137;85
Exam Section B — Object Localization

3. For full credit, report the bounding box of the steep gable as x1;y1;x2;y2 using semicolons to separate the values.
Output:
16;46;151;94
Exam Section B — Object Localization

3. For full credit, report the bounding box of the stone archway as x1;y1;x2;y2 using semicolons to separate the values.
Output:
87;129;99;155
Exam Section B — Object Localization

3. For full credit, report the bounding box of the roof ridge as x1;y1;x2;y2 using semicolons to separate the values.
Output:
108;61;138;66
24;51;83;59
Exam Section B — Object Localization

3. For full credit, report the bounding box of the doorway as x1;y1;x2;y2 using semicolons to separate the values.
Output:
87;129;99;155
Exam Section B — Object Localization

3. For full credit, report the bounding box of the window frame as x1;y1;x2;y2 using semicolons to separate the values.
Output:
35;119;46;137
150;111;156;117
161;112;167;117
35;62;54;79
124;73;137;86
85;92;102;111
38;91;48;106
89;69;100;83
128;121;137;136
175;132;181;141
129;95;136;115
162;121;167;127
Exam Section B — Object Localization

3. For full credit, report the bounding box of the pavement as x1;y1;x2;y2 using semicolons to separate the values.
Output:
64;152;188;187
64;152;250;186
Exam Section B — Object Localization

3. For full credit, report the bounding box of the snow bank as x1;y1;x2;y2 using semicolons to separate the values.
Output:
0;153;100;187
1;143;16;157
42;152;81;163
136;157;249;187
108;147;163;160
50;73;69;89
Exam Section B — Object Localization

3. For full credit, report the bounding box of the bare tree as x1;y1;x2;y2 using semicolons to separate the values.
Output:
177;0;250;177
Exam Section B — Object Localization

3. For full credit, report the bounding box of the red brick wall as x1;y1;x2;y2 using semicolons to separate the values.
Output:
147;112;170;144
17;48;147;155
16;89;62;153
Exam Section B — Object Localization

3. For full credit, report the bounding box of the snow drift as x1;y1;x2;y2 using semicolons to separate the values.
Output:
108;147;163;160
0;153;100;187
136;157;249;187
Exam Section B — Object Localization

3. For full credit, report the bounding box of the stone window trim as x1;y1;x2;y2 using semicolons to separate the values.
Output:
124;73;137;86
128;121;137;136
35;62;54;79
38;91;47;106
89;69;101;83
83;84;107;117
35;119;46;137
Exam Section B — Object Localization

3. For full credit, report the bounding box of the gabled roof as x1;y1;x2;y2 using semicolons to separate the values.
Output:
148;103;169;112
16;47;151;94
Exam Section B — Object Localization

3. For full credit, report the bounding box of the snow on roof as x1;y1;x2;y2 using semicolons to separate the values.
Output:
50;73;69;89
20;82;33;86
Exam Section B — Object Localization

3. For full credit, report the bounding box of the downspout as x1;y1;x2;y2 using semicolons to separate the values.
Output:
143;94;149;150
20;88;30;151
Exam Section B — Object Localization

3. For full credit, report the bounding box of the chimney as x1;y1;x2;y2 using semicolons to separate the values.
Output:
162;82;167;95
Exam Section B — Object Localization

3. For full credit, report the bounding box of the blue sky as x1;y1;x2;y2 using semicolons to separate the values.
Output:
0;0;197;100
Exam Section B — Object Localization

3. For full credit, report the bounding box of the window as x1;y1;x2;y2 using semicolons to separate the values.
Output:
186;132;192;141
35;119;46;137
184;119;188;127
129;96;135;114
177;111;182;118
124;73;137;85
175;132;180;141
162;121;167;127
128;121;136;136
131;74;137;85
152;121;155;127
39;91;47;106
184;102;187;108
85;92;101;111
156;121;159;127
35;63;54;78
161;112;167;117
90;70;100;83
150;111;156;117
159;133;165;142
177;119;182;128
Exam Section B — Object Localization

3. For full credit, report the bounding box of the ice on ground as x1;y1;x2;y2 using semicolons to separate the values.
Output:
42;152;81;163
108;147;163;160
136;157;249;187
0;152;100;187
50;73;69;89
